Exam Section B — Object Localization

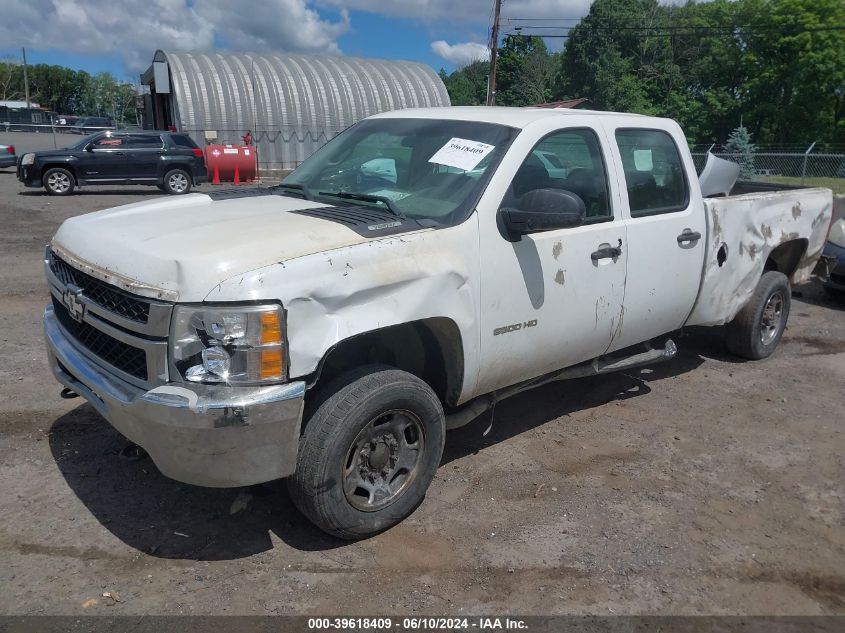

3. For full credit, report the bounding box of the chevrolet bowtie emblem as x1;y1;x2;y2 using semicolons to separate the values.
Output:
62;284;86;322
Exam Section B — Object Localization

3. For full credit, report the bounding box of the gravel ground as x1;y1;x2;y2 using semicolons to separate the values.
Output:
0;169;843;616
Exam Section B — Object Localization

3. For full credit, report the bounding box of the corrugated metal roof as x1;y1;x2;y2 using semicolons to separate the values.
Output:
155;50;450;168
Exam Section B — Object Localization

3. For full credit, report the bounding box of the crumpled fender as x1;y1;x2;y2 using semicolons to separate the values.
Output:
205;217;481;402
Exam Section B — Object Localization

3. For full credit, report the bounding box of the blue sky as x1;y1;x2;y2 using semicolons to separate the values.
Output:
0;0;592;81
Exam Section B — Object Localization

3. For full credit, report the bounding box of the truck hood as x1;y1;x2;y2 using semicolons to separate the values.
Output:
52;192;373;302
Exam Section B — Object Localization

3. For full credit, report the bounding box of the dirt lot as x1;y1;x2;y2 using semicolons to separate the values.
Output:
0;169;843;617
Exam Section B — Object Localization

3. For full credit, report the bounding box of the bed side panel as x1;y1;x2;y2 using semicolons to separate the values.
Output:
687;188;832;327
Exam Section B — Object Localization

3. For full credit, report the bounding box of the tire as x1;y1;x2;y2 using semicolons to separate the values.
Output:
42;167;75;196
162;169;192;195
287;366;445;540
725;271;791;360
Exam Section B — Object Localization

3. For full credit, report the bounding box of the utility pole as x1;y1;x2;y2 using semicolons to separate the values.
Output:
22;47;30;110
486;0;502;106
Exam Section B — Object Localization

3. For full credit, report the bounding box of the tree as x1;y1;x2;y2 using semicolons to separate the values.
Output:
725;125;757;179
552;0;845;146
440;61;488;106
496;35;557;107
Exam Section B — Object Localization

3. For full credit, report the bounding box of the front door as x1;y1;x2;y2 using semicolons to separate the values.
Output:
83;133;130;181
600;124;706;351
475;126;628;395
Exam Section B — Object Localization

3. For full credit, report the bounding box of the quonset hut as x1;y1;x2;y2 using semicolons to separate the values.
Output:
141;50;450;170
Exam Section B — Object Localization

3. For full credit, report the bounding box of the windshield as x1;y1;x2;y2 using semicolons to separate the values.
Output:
66;132;103;150
281;118;518;225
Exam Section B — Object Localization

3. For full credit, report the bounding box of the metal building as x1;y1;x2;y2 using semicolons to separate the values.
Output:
141;50;450;170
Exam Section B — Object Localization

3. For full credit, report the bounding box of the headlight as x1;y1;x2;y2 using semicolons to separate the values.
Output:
21;153;35;165
170;304;287;384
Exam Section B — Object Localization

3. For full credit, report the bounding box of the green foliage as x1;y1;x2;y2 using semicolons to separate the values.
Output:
725;126;758;178
496;36;558;107
439;61;488;106
553;0;845;145
0;60;138;123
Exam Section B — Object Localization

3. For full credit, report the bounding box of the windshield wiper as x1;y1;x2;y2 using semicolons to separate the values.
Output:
271;182;315;201
318;190;405;219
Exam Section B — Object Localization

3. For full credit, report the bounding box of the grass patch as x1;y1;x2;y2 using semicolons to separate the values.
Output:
759;176;845;195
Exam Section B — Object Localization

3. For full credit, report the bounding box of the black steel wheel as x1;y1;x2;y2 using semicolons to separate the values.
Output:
726;271;791;360
287;366;445;539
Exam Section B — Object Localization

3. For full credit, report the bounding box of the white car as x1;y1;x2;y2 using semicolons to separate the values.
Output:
43;107;832;538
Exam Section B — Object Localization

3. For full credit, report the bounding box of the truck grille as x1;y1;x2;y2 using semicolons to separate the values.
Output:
48;251;150;323
52;297;148;381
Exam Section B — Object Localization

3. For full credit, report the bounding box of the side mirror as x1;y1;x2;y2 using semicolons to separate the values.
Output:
501;188;586;238
85;143;94;152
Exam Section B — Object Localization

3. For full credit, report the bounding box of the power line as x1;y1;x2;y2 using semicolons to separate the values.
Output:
505;25;845;39
508;24;845;31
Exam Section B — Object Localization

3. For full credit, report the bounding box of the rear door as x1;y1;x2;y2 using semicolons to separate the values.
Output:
123;134;164;181
600;122;706;351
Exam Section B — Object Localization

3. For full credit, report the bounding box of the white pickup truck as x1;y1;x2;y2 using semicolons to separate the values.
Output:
44;107;833;539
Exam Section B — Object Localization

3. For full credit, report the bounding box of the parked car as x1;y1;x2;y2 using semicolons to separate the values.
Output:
821;217;845;297
0;143;15;169
42;107;832;539
17;130;207;195
68;116;114;134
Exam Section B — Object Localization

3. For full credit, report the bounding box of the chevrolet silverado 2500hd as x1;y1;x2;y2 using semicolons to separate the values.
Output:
43;107;833;539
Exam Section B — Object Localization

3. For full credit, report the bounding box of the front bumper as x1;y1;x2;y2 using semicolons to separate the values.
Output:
16;164;41;187
44;305;305;487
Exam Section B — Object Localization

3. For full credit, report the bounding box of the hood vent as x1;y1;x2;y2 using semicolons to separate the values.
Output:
289;206;422;237
205;188;275;201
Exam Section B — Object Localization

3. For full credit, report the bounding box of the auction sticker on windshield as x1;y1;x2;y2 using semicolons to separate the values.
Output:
429;138;495;172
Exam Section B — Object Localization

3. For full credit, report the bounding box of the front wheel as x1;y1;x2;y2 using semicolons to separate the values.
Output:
287;366;445;540
43;167;75;195
162;169;192;195
725;271;791;360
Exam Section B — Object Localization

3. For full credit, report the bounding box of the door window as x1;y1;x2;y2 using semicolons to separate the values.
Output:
124;134;164;149
615;129;689;217
505;129;612;223
93;135;124;148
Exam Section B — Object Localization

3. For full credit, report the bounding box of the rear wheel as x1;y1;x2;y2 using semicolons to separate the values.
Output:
287;366;445;539
43;167;75;196
725;271;791;360
162;169;191;195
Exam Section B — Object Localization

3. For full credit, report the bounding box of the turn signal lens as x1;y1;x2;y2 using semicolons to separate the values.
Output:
259;349;284;380
260;311;282;345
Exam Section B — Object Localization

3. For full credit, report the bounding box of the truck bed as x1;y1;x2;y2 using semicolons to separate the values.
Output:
686;184;833;327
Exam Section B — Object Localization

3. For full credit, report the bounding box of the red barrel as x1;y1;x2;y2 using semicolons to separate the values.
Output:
205;144;257;183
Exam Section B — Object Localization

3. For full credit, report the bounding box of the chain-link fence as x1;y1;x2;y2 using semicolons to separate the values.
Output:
690;144;845;194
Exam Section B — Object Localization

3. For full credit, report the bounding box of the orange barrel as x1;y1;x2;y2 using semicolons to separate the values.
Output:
205;144;258;182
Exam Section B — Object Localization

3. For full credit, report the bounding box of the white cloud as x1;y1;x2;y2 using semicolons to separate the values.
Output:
0;0;350;74
430;41;489;67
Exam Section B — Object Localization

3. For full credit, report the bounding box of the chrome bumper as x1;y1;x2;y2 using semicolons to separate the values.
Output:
44;305;305;487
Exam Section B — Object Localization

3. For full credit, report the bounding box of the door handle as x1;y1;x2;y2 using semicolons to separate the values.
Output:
677;229;702;244
591;246;622;261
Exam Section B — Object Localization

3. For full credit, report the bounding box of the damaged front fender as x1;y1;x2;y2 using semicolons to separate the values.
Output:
205;217;482;403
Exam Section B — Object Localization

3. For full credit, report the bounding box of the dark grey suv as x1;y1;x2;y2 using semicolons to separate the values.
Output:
17;131;208;195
